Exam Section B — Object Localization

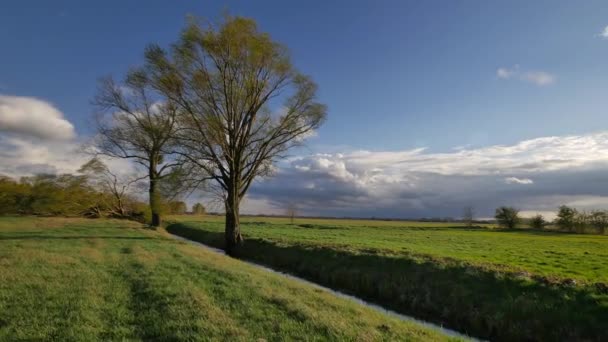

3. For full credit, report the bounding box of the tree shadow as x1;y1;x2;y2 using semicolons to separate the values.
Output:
167;222;608;342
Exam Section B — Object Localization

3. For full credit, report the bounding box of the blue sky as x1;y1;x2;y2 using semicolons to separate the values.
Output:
2;1;608;218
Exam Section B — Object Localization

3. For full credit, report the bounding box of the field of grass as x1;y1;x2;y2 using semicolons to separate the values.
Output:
172;215;607;282
168;215;608;341
0;217;455;341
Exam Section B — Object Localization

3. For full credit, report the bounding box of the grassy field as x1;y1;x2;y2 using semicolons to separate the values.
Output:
0;217;456;341
168;215;608;341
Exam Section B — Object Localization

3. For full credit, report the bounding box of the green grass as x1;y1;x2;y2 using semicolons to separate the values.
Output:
0;217;455;341
168;215;608;341
172;215;607;283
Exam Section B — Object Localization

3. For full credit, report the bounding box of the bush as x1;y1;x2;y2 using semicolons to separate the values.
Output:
495;206;520;229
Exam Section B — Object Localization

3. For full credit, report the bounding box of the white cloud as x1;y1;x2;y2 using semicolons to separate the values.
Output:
247;131;608;218
497;67;515;79
0;95;75;140
521;71;555;86
0;134;135;179
496;66;555;86
600;25;608;39
505;177;533;185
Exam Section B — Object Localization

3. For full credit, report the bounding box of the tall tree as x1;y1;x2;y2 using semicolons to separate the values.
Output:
92;71;181;226
144;16;327;253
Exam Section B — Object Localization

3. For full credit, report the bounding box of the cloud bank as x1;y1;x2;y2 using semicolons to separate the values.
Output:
496;65;555;86
245;132;608;218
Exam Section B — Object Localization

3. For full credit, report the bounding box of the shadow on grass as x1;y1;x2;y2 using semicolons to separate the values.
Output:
167;222;608;342
0;235;156;240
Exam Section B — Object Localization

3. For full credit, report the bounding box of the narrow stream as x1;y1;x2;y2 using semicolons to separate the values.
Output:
170;233;481;341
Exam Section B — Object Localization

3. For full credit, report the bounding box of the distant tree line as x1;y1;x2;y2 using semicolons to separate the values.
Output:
492;205;607;234
0;167;199;220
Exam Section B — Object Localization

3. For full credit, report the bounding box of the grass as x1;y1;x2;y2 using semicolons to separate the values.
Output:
170;215;607;283
168;215;608;341
0;217;456;341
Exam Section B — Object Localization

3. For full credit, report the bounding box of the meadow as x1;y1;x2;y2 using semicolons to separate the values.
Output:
168;215;608;341
0;217;455;341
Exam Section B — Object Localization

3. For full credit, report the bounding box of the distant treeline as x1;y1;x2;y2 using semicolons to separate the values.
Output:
494;205;607;234
0;173;204;220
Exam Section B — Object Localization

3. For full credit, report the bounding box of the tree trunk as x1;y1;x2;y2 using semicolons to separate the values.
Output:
149;177;161;227
224;186;243;255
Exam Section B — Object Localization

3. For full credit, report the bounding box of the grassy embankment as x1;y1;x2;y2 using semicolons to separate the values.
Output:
0;217;457;341
167;215;608;341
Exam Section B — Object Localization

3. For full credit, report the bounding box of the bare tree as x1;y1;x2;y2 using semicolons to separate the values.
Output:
78;158;144;217
286;203;297;224
92;71;182;226
144;16;327;253
463;206;474;228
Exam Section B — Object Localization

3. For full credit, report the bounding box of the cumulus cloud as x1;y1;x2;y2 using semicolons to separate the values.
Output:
245;131;608;218
0;95;136;179
0;95;75;140
496;65;555;86
600;25;608;39
504;177;533;185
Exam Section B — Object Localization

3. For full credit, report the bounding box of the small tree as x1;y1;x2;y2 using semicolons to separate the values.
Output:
92;70;182;227
286;203;297;224
495;206;520;229
463;206;474;228
192;203;206;215
168;201;188;215
589;210;608;234
556;205;577;232
530;214;545;230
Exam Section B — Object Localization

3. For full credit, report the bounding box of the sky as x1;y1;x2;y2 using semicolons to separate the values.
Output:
1;0;608;219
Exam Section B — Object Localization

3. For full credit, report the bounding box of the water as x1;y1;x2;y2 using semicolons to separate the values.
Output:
170;233;481;341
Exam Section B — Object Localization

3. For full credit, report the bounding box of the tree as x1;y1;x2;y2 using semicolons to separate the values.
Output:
556;205;577;232
192;202;206;215
144;16;327;253
530;214;545;230
286;203;297;224
20;174;96;216
495;206;519;229
589;210;608;235
92;71;182;227
573;211;589;234
462;206;474;228
168;201;188;214
0;176;30;215
78;158;144;217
